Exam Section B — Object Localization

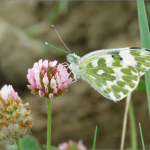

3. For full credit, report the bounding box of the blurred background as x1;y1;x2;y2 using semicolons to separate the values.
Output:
0;1;150;149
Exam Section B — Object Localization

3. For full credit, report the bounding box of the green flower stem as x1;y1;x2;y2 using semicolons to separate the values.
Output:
16;140;22;150
47;98;51;150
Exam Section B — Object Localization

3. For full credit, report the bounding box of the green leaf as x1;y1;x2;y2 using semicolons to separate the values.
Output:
46;1;69;23
24;22;50;38
92;126;97;150
137;0;150;116
59;1;69;14
6;135;41;149
139;123;145;150
129;101;137;149
47;2;60;24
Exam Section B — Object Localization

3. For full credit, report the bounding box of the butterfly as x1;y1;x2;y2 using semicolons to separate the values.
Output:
66;47;150;101
48;25;150;102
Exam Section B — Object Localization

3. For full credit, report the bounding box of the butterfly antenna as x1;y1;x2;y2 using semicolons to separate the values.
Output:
52;25;71;54
45;42;69;54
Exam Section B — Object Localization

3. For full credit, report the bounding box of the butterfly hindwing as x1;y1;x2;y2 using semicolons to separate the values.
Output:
80;55;139;101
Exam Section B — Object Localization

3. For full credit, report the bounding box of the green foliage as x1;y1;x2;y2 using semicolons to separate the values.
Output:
92;126;97;150
24;22;49;38
6;135;41;149
25;1;68;38
129;101;137;149
137;0;150;116
47;2;60;23
47;1;68;23
59;1;69;15
139;123;145;150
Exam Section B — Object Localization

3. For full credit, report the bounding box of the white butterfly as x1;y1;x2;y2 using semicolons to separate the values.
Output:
67;47;150;101
47;26;150;102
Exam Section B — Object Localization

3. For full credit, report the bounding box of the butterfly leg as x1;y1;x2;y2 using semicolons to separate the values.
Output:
68;78;77;86
62;62;69;66
60;62;77;86
67;70;77;86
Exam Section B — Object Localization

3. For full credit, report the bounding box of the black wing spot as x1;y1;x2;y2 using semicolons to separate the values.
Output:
130;47;142;49
112;54;123;60
130;47;150;52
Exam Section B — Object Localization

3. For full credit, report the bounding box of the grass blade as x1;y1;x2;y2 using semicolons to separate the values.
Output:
139;123;145;150
129;101;137;149
92;126;97;150
137;0;150;116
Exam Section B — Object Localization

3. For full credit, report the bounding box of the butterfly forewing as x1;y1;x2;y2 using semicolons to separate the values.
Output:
119;48;150;76
79;47;150;101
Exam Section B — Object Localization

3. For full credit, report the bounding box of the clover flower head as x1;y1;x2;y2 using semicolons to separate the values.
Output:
27;59;72;99
58;140;87;150
0;85;33;145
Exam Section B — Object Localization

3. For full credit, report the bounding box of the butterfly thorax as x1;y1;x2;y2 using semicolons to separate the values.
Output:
67;53;83;79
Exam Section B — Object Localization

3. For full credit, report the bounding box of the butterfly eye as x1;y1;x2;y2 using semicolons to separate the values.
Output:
67;55;75;63
70;56;75;62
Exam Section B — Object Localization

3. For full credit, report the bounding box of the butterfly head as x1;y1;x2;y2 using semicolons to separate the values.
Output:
67;53;81;65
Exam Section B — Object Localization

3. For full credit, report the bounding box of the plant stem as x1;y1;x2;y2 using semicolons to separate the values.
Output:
129;101;137;149
16;140;22;150
47;98;51;150
120;93;131;150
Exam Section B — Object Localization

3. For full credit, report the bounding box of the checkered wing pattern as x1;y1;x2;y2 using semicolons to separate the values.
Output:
79;47;150;101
